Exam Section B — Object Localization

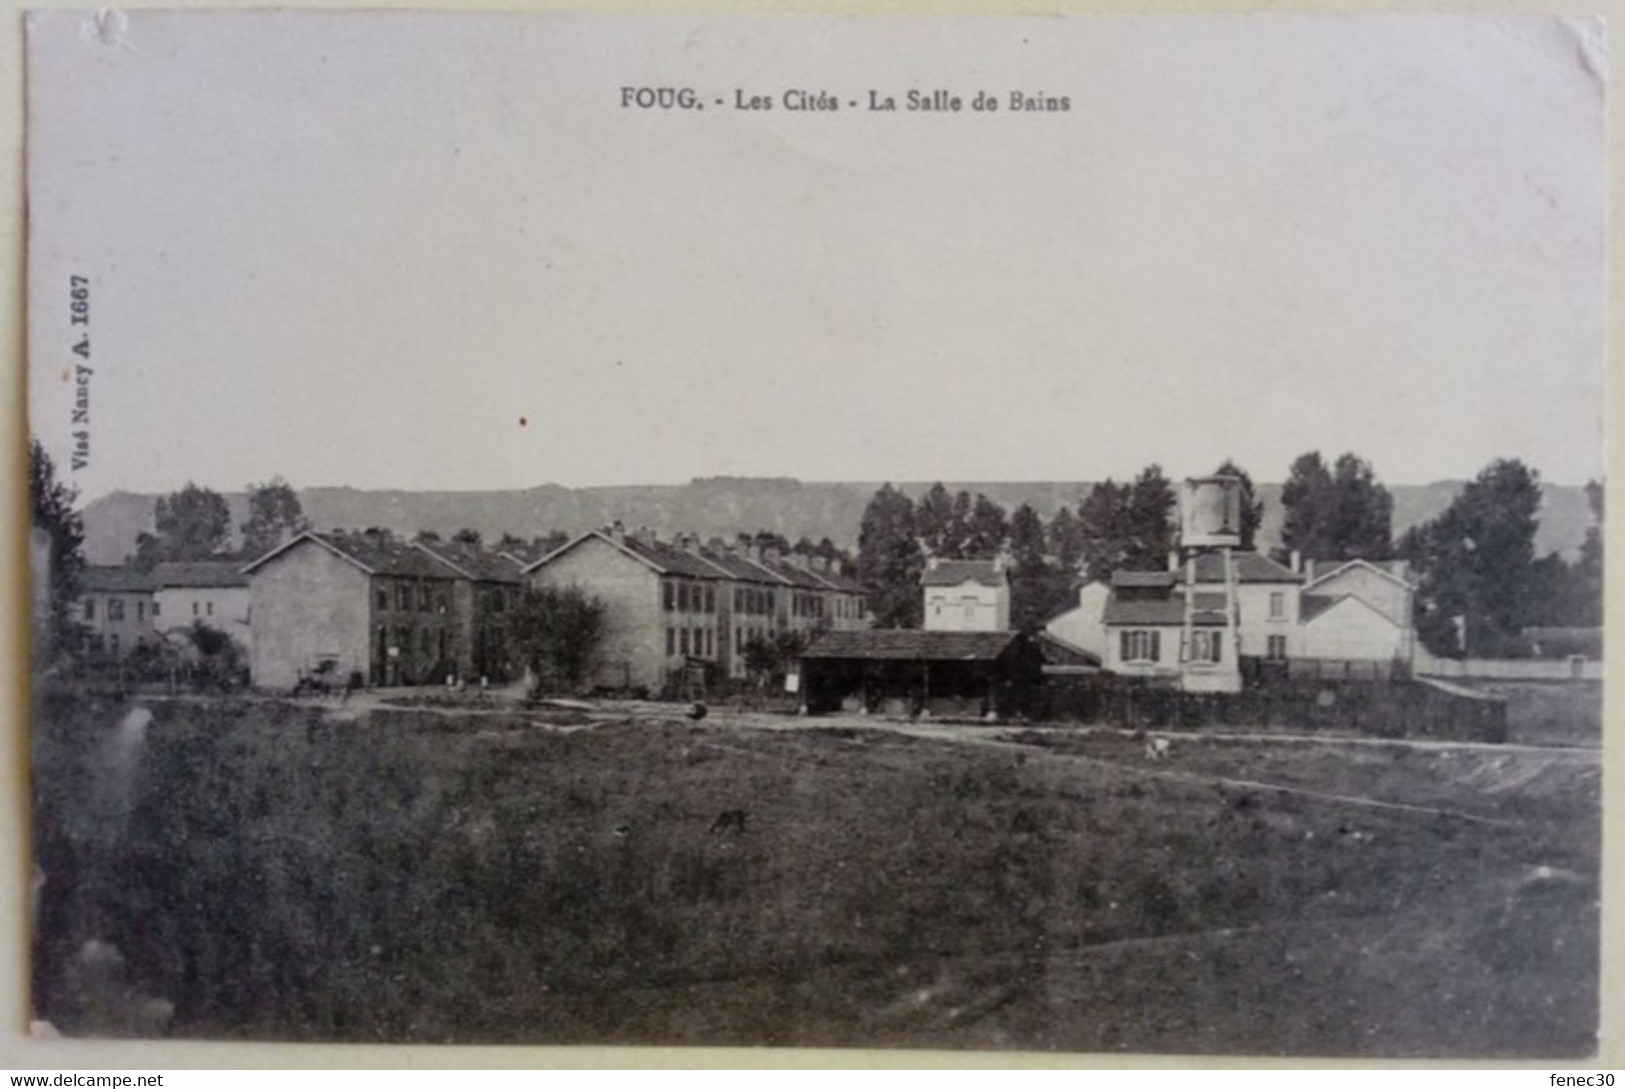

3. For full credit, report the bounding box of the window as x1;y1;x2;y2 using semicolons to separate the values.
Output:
137;601;146;621
417;584;431;612
109;634;120;657
667;628;676;657
437;589;449;613
421;628;432;655
192;602;200;617
397;583;411;611
108;599;125;623
963;599;975;623
206;601;214;617
705;586;715;614
152;602;160;617
1267;635;1288;661
1269;592;1285;620
83;598;95;621
680;629;690;656
1189;630;1222;664
377;586;389;612
664;581;676;611
678;583;690;612
1120;630;1161;663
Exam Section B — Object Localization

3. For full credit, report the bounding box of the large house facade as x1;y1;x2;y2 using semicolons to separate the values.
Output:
243;531;508;690
151;561;254;655
524;524;868;693
75;566;159;660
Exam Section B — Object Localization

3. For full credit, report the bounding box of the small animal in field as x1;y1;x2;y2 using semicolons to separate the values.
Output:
1144;736;1172;761
686;702;709;721
708;808;748;834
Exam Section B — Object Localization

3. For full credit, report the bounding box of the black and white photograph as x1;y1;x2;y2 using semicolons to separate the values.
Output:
22;10;1607;1059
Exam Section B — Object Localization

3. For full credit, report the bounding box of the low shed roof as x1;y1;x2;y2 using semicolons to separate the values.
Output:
800;629;1021;662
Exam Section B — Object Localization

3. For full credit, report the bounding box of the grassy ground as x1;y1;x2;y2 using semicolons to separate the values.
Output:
29;694;1601;1056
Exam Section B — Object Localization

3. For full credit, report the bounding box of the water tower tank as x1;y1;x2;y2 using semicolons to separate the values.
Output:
1180;475;1244;549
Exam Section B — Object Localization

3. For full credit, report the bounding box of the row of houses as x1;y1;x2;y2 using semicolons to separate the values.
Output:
75;561;253;660
73;523;871;694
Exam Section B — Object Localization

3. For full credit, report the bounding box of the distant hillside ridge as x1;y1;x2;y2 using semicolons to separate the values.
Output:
79;478;1597;568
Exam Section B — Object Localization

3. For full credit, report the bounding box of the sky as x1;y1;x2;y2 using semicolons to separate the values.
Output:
26;11;1606;501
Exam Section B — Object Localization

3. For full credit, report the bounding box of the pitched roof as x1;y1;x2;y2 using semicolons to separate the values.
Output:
1187;551;1303;584
1299;593;1399;628
1110;570;1179;589
696;548;791;585
763;557;831;590
242;531;459;579
921;560;1007;588
1035;631;1102;668
618;535;731;580
1102;598;1227;627
151;561;250;589
80;566;155;593
800;628;1022;661
1302;558;1414;592
412;540;524;584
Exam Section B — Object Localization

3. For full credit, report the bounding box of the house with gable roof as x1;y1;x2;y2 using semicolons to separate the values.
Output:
244;530;468;690
1298;558;1416;664
922;558;1010;632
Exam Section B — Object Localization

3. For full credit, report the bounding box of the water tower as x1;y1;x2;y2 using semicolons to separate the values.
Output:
1177;474;1244;693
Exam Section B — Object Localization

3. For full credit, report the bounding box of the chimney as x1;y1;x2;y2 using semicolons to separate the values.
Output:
1167;550;1179;573
926;555;940;571
762;545;782;565
811;555;828;574
609;520;625;544
680;533;700;554
1290;549;1302;575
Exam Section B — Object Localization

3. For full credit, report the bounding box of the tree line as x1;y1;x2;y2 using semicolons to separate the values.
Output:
856;454;1603;660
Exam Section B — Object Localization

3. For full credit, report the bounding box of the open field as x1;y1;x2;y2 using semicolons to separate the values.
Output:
30;693;1600;1056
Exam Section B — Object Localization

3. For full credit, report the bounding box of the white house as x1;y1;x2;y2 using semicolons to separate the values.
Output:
152;561;254;654
1298;559;1415;663
922;558;1010;632
1057;550;1418;690
1043;579;1111;659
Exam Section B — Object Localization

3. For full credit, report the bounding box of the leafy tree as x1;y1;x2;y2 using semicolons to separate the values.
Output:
1047;505;1084;574
416;530;443;543
1213;459;1265;552
452;528;483;546
1574;479;1604;626
1281;452;1335;559
186;620;247;691
1077;479;1131;583
1407;458;1543;657
135;482;232;567
1124;465;1178;570
1007;504;1071;631
508;585;608;693
964;493;1010;559
240;478;308;561
856;484;924;628
1327;453;1394;560
740;630;809;687
29;440;87;662
915;483;981;559
1280;451;1392;561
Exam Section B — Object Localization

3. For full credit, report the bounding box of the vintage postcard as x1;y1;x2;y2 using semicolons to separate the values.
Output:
23;11;1605;1058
